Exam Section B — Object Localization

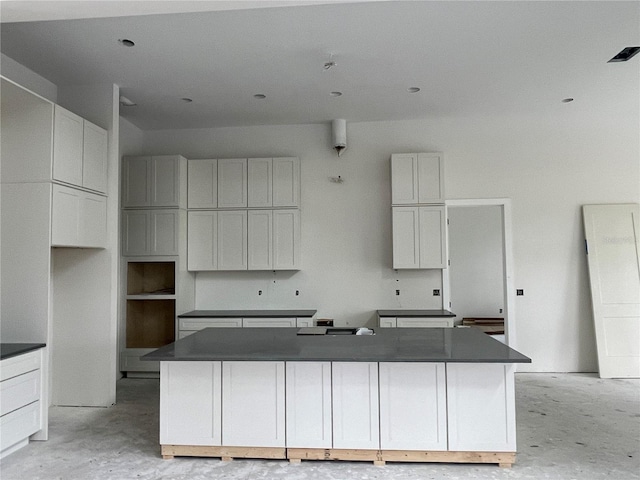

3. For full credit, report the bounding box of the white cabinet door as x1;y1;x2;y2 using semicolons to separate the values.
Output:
150;210;179;255
217;210;247;270
222;361;285;447
273;209;300;270
187;159;217;208
447;363;516;452
248;210;273;270
80;192;107;248
52;184;106;248
122;156;151;207
122;210;150;256
218;158;247;208
82;120;108;193
391;153;418;205
285;362;331;448
187;211;217;270
273;157;299;207
419;206;446;268
53;105;83;187
379;362;447;451
397;317;453;328
417;153;444;204
248;158;272;207
242;317;296;327
332;362;379;449
160;361;222;446
392;207;420;268
151;155;181;207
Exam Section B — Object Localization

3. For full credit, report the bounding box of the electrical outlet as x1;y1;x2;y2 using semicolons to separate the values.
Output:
516;289;524;296
258;290;262;296
396;289;400;296
433;289;440;296
295;290;300;296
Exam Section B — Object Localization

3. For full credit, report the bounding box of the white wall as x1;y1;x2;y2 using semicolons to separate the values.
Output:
141;102;639;372
1;53;57;102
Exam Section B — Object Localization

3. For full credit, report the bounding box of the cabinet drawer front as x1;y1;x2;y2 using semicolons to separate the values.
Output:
0;401;41;452
0;370;41;416
0;350;41;382
179;318;242;330
242;317;296;328
396;317;453;328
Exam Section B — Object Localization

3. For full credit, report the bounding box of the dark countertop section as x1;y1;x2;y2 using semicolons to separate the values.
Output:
143;327;530;364
179;310;317;318
377;309;456;317
1;343;46;361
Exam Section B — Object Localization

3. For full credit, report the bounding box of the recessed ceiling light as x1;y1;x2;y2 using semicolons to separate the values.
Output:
608;46;640;63
118;39;135;47
181;97;193;103
408;87;421;93
562;98;574;103
330;91;342;97
254;94;266;99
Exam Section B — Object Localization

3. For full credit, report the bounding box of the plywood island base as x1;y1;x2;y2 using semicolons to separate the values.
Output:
161;445;516;468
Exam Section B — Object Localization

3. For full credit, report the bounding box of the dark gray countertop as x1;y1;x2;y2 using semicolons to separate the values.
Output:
1;343;46;361
178;310;317;318
142;327;530;363
377;309;456;317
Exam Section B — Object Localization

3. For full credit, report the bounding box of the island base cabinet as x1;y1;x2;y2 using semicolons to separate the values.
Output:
160;362;221;446
446;363;516;452
285;362;332;448
379;362;447;451
222;362;285;448
332;362;379;450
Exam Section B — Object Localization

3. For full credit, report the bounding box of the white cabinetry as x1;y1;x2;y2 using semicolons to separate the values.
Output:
379;362;447;450
52;184;107;248
218;210;248;270
285;362;332;448
178;316;313;338
248;158;273;207
332;362;379;449
218;158;247;208
187;159;217;208
242;317;296;327
222;362;285;447
187;211;218;270
392;205;446;269
391;153;443;205
122;209;180;256
379;317;454;328
122;155;185;208
247;157;300;207
248;209;300;270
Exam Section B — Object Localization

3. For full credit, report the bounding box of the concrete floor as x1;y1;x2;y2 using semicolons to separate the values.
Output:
1;373;638;480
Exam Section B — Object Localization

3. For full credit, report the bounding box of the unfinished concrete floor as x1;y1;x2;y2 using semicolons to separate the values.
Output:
1;373;638;480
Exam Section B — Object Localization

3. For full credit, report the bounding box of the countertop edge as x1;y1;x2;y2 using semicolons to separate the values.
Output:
0;343;46;361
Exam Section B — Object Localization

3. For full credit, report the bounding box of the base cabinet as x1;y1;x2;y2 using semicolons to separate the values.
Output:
379;316;454;328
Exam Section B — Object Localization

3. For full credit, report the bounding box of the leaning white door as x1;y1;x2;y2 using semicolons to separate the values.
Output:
583;204;640;378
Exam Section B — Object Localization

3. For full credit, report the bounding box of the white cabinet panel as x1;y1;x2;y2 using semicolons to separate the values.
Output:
248;158;272;207
122;156;151;207
419;206;447;269
82;121;108;193
273;209;300;270
285;362;331;448
0;351;40;382
222;361;285;447
80;192;107;248
122;210;150;256
417;153;444;204
0;370;41;417
123;155;183;208
379;317;397;328
332;362;379;449
391;153;418;205
53;105;83;187
248;210;273;270
392;207;420;268
242;317;296;327
179;318;242;331
52;184;106;248
218;158;247;208
188;159;217;208
0;401;40;455
273;157;299;207
151;155;181;207
187;211;217;270
160;361;221;446
217;210;247;270
447;363;516;452
379;362;447;451
122;209;178;256
295;318;313;327
150;210;179;256
397;317;454;328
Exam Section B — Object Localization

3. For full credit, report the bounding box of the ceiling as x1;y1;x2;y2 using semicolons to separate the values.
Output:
1;1;638;131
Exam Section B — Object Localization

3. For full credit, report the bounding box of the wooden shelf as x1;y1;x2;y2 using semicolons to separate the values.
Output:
127;261;175;296
126;299;176;348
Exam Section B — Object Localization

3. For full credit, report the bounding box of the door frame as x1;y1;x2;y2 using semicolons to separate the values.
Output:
443;198;517;348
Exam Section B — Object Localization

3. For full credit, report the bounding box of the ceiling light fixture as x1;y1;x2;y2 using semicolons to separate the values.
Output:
330;91;342;97
608;46;640;63
254;94;266;99
408;87;421;93
118;38;135;47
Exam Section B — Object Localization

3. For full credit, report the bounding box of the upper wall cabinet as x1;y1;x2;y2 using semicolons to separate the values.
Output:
122;155;186;208
187;159;217;209
218;158;248;208
391;153;444;205
53;105;108;194
248;157;300;208
52;184;107;248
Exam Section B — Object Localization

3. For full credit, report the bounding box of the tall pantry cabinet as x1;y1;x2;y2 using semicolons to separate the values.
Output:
120;155;195;376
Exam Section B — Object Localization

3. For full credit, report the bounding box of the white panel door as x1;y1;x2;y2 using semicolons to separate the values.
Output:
285;362;332;448
379;362;447;450
417;153;444;204
150;210;179;256
188;159;217;208
187;211;217;270
82;121;108;193
222;361;285;447
273;157;299;207
80;192;107;248
419;206;447;268
151;155;180;207
391;153;418;205
53;105;83;187
160;361;222;446
332;362;379;449
242;317;296;327
248;158;272;207
583;204;640;378
122;210;150;255
217;210;247;270
248;210;273;270
51;184;81;246
122;156;150;207
218;158;247;208
447;363;516;452
392;207;420;268
273;209;300;270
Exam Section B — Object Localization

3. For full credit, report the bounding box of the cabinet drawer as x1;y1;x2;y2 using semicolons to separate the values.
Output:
0;350;41;382
397;317;453;328
0;370;41;416
178;318;242;331
242;317;296;328
0;401;41;452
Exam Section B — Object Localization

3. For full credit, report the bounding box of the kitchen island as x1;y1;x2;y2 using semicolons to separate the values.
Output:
143;327;530;467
